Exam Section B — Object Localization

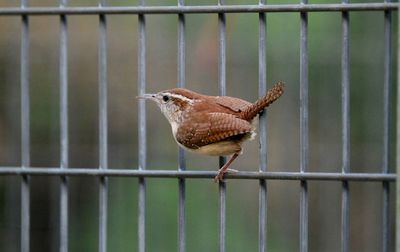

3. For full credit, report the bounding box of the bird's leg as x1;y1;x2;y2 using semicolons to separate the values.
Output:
214;153;240;182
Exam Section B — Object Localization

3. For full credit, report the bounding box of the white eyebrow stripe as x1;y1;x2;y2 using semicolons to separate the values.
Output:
164;93;195;104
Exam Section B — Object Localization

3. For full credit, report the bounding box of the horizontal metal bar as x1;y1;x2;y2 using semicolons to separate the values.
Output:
0;3;397;16
0;167;395;181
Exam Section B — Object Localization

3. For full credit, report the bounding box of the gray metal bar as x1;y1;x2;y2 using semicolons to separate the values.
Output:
0;167;396;181
382;0;392;251
258;0;267;251
59;0;69;251
138;0;147;251
218;1;226;251
20;0;30;251
218;2;226;97
219;180;226;252
98;0;108;251
177;1;186;88
178;148;186;252
0;3;397;15
299;0;309;250
396;8;400;250
341;0;350;251
177;0;186;251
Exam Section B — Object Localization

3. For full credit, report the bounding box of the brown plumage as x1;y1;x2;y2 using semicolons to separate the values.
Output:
176;112;253;152
138;81;285;181
239;81;284;121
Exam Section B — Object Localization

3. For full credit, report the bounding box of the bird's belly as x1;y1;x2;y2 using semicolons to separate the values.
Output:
190;141;242;156
174;129;256;156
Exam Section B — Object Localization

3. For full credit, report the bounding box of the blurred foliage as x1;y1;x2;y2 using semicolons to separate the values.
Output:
0;0;397;251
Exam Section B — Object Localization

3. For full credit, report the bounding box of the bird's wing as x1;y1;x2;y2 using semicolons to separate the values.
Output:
176;112;253;149
214;96;251;113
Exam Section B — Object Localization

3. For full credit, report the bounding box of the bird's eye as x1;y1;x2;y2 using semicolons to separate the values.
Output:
162;95;169;102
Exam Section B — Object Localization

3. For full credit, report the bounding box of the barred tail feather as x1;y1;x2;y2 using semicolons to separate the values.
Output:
240;81;284;121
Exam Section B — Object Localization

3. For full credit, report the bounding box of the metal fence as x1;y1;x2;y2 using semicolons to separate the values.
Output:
0;1;398;252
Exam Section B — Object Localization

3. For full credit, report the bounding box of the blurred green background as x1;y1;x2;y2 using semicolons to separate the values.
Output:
0;0;397;251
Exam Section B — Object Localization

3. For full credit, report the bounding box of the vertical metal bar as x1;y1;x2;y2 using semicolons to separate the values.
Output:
218;180;226;252
299;0;309;250
98;0;108;251
177;1;186;89
218;1;226;97
138;1;147;251
177;0;186;251
258;0;267;252
218;1;226;252
396;7;400;250
59;0;69;251
341;0;350;251
20;0;30;251
299;0;309;251
382;1;392;251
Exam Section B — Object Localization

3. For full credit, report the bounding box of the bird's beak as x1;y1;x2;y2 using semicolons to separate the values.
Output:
136;93;157;102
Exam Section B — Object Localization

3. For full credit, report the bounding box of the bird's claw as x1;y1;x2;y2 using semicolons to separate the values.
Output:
214;168;238;183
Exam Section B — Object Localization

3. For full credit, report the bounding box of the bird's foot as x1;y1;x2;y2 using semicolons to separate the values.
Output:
213;153;240;182
214;169;226;183
214;168;238;183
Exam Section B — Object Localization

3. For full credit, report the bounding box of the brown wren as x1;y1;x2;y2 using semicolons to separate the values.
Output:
138;81;284;182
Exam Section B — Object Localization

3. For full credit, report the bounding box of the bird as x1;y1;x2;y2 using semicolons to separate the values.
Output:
138;81;284;182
